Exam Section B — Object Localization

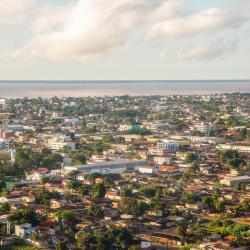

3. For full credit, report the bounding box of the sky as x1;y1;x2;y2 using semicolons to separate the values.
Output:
0;0;249;80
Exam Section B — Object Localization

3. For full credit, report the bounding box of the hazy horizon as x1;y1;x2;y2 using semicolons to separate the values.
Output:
0;80;249;98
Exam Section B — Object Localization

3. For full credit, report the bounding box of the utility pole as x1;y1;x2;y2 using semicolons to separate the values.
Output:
7;221;11;235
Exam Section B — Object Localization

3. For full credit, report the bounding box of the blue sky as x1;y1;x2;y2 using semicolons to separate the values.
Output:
0;0;249;80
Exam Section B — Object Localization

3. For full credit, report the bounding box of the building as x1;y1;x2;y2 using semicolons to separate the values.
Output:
153;156;171;165
220;175;250;187
157;140;179;152
48;135;76;151
62;159;147;176
149;123;168;131
0;98;9;108
119;124;141;133
64;118;80;125
195;122;215;134
0;130;15;139
138;166;157;174
154;105;168;111
15;224;35;239
159;166;181;176
26;168;49;181
218;144;250;153
1;125;24;132
0;138;9;149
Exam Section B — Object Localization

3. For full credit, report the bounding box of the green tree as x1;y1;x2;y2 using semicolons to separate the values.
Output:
121;198;149;217
55;240;68;250
138;186;158;198
181;191;197;203
215;201;225;213
218;150;239;160
202;196;214;210
77;185;90;196
177;222;188;240
121;187;133;198
87;203;104;218
67;180;82;190
56;210;77;227
11;209;38;225
185;152;196;163
0;202;10;212
91;183;106;198
227;158;246;169
70;150;87;165
41;176;50;185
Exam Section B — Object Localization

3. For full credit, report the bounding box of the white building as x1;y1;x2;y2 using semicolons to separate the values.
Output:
15;224;35;239
220;175;250;187
64;118;80;125
138;166;157;174
153;156;171;165
218;144;250;153
155;105;168;111
26;168;49;181
157;140;179;152
195;123;215;134
48;135;75;151
62;159;147;176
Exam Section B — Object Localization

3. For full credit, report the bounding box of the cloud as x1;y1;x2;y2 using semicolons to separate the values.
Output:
0;0;36;28
146;8;245;40
2;0;249;62
178;38;238;60
32;3;75;34
11;0;159;61
148;0;183;21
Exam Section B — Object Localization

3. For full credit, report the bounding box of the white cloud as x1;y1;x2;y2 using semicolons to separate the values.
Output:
148;0;183;21
11;0;159;61
146;8;243;40
178;38;238;60
2;0;248;62
32;3;75;34
0;0;36;28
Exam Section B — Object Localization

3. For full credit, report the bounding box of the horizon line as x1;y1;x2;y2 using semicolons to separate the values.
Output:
0;79;250;82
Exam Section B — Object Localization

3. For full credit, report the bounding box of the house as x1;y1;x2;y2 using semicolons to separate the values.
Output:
15;224;35;239
112;201;122;209
147;210;163;217
153;156;171;165
184;184;204;193
83;179;94;185
141;233;183;246
95;178;104;184
185;203;202;211
138;166;157;175
26;168;49;181
62;179;71;187
21;196;35;204
159;166;181;176
50;199;68;209
76;173;87;181
105;191;122;201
